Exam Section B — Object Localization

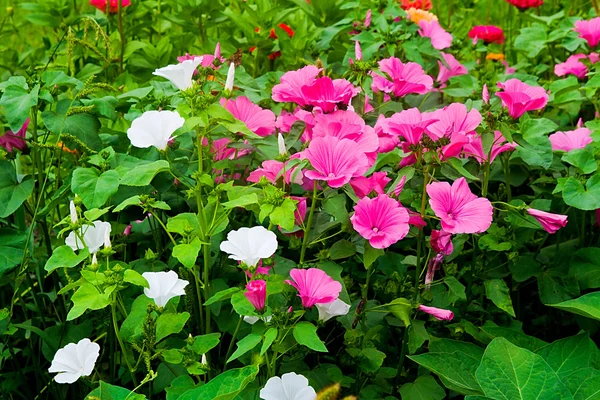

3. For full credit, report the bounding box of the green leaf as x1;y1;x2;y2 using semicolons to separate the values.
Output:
358;348;386;373
537;333;600;381
123;270;148;288
514;23;548;57
42;111;102;151
221;194;258;209
156;312;190;342
113;195;142;212
0;160;35;218
562;368;600;400
0;84;39;132
120;160;170;186
167;213;202;237
562;175;600;211
408;320;429;354
570;248;600;290
480;326;547;352
45;245;89;272
0;229;27;276
444;276;467;304
444;75;480;97
293;322;328;352
447;158;480;181
67;283;111;321
329;239;356;260
548;292;600;321
172;238;202;269
192;333;221;355
71;168;120;209
484;279;516;317
261;328;278;356
268;198;297;230
520;118;557;143
388;298;413;327
178;366;259;400
475;337;573;400
226;333;262;363
562;149;598;174
204;288;241;306
120;295;153;342
400;375;446;400
514;136;553;169
364;243;384;269
166;376;198;400
230;291;256;317
85;380;147;399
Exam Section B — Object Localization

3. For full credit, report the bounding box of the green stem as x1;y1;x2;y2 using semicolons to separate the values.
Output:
117;0;125;73
502;153;512;202
482;162;490;198
223;316;243;371
150;211;177;246
299;181;318;265
111;296;138;386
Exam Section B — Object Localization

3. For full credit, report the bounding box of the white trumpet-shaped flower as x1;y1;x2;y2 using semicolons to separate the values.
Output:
220;226;278;268
127;110;185;151
260;372;317;400
153;57;203;91
65;221;112;254
142;271;189;307
316;298;351;322
225;62;235;91
48;338;100;384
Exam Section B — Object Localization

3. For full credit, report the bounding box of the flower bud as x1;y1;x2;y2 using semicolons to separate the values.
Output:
69;200;78;224
277;133;286;156
225;62;235;92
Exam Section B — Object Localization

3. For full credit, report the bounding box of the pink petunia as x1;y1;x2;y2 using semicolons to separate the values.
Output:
350;172;391;198
574;17;600;48
301;77;359;113
303;136;369;188
549;127;593;152
554;54;588;79
384;108;438;150
425;103;481;140
247;160;304;185
374;114;401;153
89;0;130;13
462;130;517;164
418;20;453;50
244;280;267;312
221;97;276;137
418;304;454;321
496;79;549;119
371;57;433;97
350;194;410;249
437;52;468;85
526;209;568;234
285;268;342;308
0;118;29;153
272;65;322;106
427;177;493;234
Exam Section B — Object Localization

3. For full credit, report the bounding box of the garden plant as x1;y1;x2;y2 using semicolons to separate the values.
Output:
2;0;600;399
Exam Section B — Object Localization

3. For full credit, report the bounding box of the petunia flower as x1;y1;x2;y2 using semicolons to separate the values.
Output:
221;96;276;137
549;127;593;152
526;209;568;234
89;0;131;13
364;9;372;28
427;177;493;234
496;79;549;119
65;221;112;254
316;298;351;322
574;17;600;48
127;110;185;151
437;52;468;85
371;57;433;98
462;130;517;164
554;54;589;79
285;268;342;308
0;118;29;153
153;57;204;91
260;372;317;400
248;160;303;185
142;271;189;308
244;280;267;312
418;20;452;50
272;65;322;106
220;226;278;268
350;172;391;198
350;194;410;249
418;304;454;321
301;77;359;113
49;338;100;384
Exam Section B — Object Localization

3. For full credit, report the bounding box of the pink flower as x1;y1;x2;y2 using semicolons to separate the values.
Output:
177;44;225;71
350;172;391;198
482;84;490;104
350;194;410;249
427;177;493;234
365;9;372;28
496;79;549;119
247;160;303;185
468;25;505;44
549;127;593;152
221;97;276;137
285;268;342;308
574;17;600;48
408;210;427;229
355;41;363;61
244;260;272;277
371;57;433;97
502;60;516;75
590;52;600;64
0;118;28;152
272;65;321;106
89;0;130;13
424;103;481;140
555;54;588;79
123;225;132;236
244;280;267;312
418;304;454;321
291;196;307;226
526;209;568;234
374;115;401;152
303;136;369;188
418;20;453;50
430;229;453;255
384;108;438;149
437;52;468;85
506;0;543;10
208;138;251;161
463;131;517;164
301;77;359;113
393;176;407;197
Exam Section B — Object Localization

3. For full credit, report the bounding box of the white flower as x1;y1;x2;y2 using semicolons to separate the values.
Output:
69;200;77;223
201;353;207;366
103;228;111;249
260;372;317;400
48;338;100;384
153;57;203;91
316;298;351;322
127;110;185;151
278;132;286;156
220;226;278;268
91;253;98;266
225;62;235;91
65;221;112;254
243;315;272;325
142;271;189;308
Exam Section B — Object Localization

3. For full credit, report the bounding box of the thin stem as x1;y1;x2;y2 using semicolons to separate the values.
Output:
299;181;318;265
117;0;125;73
149;211;177;246
223;316;243;371
111;296;138;386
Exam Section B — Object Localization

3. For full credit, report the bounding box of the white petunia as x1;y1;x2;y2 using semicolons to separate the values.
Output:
48;338;100;384
65;221;112;254
225;62;235;91
127;110;185;151
316;298;351;322
220;226;278;268
142;271;189;308
153;57;203;91
260;372;317;400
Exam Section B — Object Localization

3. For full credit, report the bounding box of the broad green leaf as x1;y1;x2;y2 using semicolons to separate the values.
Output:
172;238;202;269
329;239;356;260
166;376;198;400
537;333;600;381
479;326;547;352
71;168;120;209
85;380;147;399
120;295;153;342
400;375;446;400
444;276;467;303
42;111;103;151
156;312;190;342
475;337;573;400
520;118;557;143
113;195;142;212
226;333;262;363
221;194;258;209
45;245;89;272
358;348;386;373
562;149;598;174
230;291;256;317
267;198;297;230
570;248;600;290
67;283;112;321
192;333;221;355
167;213;201;237
120;160;170;186
178;366;259;400
548;292;600;321
563;368;600;400
364;243;384;269
204;288;241;306
261;328;278;356
0;161;35;218
514;136;553;169
293;322;328;352
388;298;412;327
484;279;516;317
408;320;429;354
0;229;27;275
0;84;39;132
562;175;600;211
447;158;480;181
444;75;480;97
514;24;548;57
123;270;148;288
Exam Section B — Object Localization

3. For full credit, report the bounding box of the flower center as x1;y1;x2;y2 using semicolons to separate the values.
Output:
328;172;336;178
372;227;379;233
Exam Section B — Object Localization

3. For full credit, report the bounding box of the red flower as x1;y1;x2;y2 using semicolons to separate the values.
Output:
506;0;543;9
468;25;505;44
400;0;432;10
89;0;131;13
269;23;295;39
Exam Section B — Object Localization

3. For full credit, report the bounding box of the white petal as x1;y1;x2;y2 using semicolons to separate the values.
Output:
127;110;185;151
69;201;77;223
260;376;286;400
153;57;203;91
54;371;82;384
65;231;83;251
243;316;259;325
220;226;277;267
142;271;187;307
316;299;351;322
281;373;314;400
225;62;235;91
278;133;286;156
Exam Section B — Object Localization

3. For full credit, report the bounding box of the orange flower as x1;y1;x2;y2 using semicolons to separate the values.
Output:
57;141;77;154
486;53;505;61
405;7;438;24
